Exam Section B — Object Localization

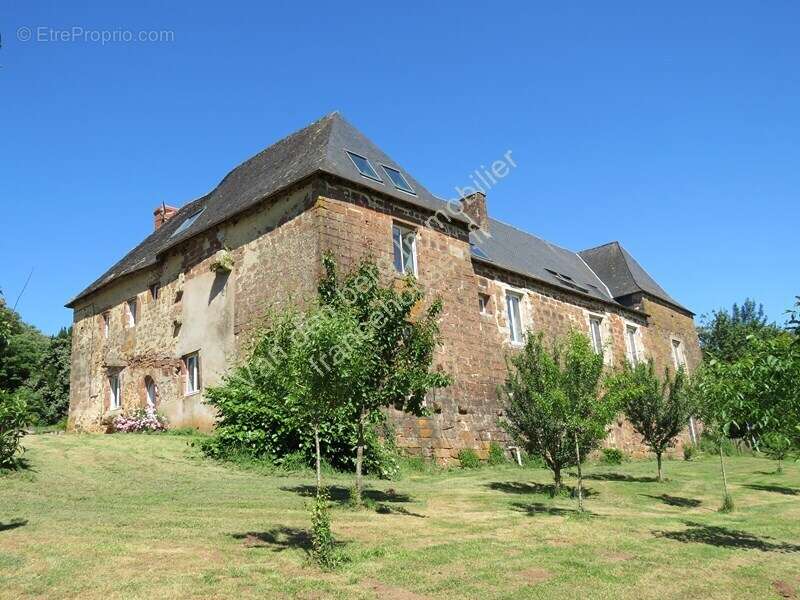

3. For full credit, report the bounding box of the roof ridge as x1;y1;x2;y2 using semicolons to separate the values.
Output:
579;240;620;254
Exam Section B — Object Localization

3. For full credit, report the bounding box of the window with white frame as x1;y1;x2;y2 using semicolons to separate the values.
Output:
126;298;137;327
184;353;200;395
506;292;523;344
392;224;417;276
625;325;640;365
671;339;686;370
589;316;603;355
478;293;491;315
108;372;121;410
102;312;110;339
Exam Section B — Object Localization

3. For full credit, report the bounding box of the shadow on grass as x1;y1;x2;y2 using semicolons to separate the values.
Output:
511;501;596;518
643;494;702;508
487;481;597;498
744;484;800;496
280;485;414;505
0;519;28;532
231;527;311;552
375;504;426;518
0;457;35;474
654;521;800;553
579;472;658;483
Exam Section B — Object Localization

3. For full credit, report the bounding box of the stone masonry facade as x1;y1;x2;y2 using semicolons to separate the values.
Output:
68;170;701;462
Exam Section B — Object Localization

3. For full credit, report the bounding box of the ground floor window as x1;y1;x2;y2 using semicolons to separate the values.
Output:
184;353;200;395
108;372;121;410
145;376;157;408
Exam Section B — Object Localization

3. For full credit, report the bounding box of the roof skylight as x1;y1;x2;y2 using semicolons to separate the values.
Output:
545;268;589;293
471;246;490;259
170;207;205;238
381;165;415;194
346;151;383;182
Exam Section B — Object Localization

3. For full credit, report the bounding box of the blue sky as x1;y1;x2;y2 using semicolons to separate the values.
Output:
2;2;798;334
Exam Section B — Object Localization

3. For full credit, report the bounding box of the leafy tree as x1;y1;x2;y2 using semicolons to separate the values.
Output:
26;327;72;425
317;253;450;503
698;298;781;362
691;328;800;512
0;389;29;468
289;304;370;492
606;361;693;481
500;331;616;508
0;310;48;394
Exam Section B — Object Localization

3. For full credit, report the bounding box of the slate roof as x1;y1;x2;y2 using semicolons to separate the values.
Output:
67;112;689;317
469;220;615;304
578;241;691;314
66;112;462;307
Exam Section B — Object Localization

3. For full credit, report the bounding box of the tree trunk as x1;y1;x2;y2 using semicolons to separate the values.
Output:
552;467;562;497
573;432;583;512
656;451;663;482
355;407;365;505
313;425;322;494
777;457;783;474
719;446;732;511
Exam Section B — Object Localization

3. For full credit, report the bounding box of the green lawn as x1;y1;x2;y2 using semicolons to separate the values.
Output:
1;434;799;599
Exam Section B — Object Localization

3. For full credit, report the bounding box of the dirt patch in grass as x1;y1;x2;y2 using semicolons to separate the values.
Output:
604;551;634;562
361;578;430;599
773;580;797;599
517;567;553;584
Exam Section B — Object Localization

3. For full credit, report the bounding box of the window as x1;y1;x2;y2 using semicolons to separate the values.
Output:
145;377;157;409
346;151;382;182
184;353;200;395
126;298;137;327
102;312;110;338
108;372;121;410
392;224;417;276
506;292;523;344
589;317;603;354
478;293;491;314
625;325;639;365
671;339;686;370
150;283;160;301
381;165;415;194
170;207;205;238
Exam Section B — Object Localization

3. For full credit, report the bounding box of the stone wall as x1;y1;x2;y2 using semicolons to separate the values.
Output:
68;183;318;432
69;173;703;463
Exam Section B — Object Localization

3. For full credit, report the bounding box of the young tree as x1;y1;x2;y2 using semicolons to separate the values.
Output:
289;305;370;493
500;331;615;508
317;253;451;503
606;361;693;482
760;432;794;474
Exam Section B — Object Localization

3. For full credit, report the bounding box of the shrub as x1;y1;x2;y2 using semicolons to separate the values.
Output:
457;448;482;469
487;442;507;466
0;390;28;468
310;490;341;569
759;432;795;473
601;447;625;465
683;444;697;461
112;407;167;433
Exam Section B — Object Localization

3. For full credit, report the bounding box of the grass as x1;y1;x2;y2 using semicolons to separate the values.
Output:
1;435;799;599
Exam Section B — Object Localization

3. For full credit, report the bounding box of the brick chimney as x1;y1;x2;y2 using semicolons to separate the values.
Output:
459;191;489;234
153;204;178;231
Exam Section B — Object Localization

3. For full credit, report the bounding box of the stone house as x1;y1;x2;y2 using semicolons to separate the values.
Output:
66;112;702;459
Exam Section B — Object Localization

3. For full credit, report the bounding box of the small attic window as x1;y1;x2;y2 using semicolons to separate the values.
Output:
346;151;382;182
545;268;589;293
471;246;490;259
170;207;205;238
381;165;415;194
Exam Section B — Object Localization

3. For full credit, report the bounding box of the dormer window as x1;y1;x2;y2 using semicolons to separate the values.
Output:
346;151;382;182
381;165;415;194
170;207;205;238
